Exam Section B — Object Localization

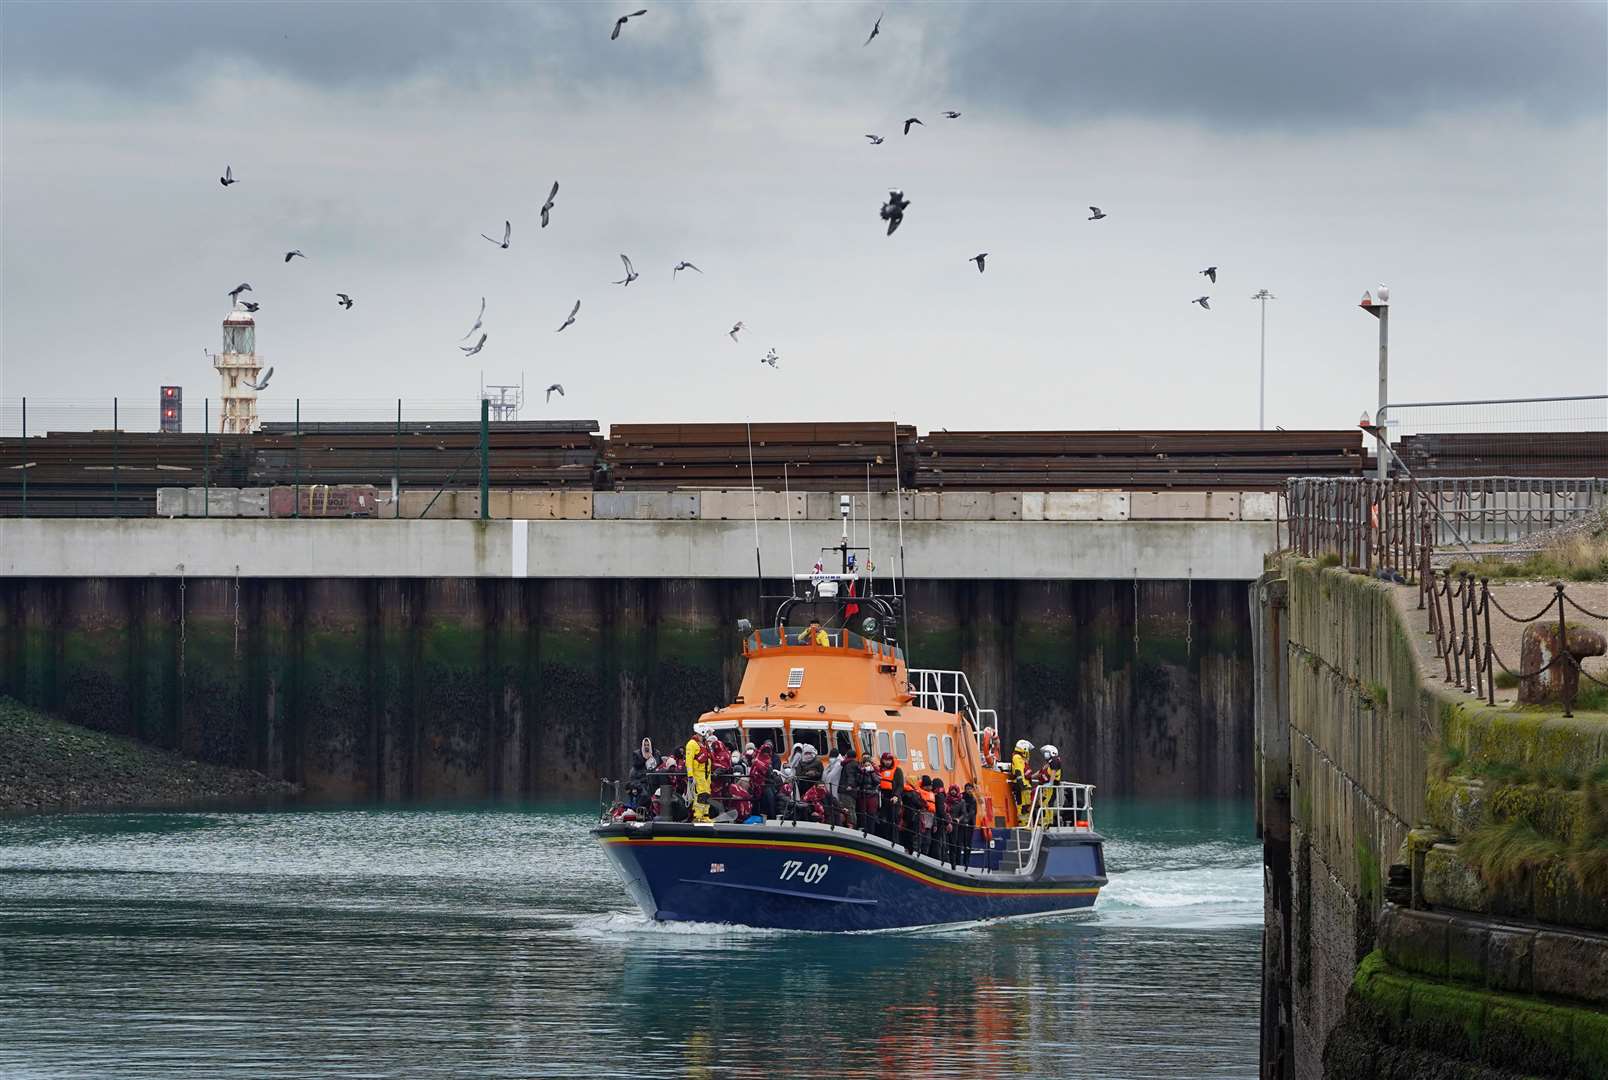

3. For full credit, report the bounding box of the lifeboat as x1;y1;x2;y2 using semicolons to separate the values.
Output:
593;532;1107;931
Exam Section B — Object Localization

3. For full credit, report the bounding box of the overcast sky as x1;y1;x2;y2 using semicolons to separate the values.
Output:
3;1;1604;435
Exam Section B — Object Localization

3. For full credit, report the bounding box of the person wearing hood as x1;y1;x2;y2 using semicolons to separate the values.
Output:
876;751;903;843
856;754;880;831
796;744;824;799
832;748;859;828
960;782;981;867
931;777;952;861
706;736;734;816
686;733;713;822
900;777;926;855
628;737;655;811
749;741;775;818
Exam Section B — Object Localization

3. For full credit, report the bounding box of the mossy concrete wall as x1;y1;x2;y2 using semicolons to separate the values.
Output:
1257;558;1608;1080
0;575;1254;801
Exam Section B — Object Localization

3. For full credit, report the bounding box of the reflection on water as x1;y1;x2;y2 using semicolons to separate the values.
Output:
0;799;1261;1078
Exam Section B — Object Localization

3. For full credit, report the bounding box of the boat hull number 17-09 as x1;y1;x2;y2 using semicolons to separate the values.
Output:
778;859;830;884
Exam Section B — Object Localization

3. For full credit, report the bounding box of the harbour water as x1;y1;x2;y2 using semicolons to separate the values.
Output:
0;799;1261;1078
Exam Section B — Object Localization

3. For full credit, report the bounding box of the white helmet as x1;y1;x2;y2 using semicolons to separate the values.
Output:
1015;739;1032;752
1042;744;1059;758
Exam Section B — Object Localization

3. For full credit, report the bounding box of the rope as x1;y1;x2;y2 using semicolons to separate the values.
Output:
1483;590;1564;624
1562;592;1608;621
178;565;186;678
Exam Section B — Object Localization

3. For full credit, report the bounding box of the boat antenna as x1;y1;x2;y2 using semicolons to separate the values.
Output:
746;419;763;604
784;459;797;598
865;461;874;593
891;418;910;639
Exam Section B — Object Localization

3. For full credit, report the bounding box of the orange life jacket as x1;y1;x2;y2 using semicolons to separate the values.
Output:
878;766;896;792
920;787;936;813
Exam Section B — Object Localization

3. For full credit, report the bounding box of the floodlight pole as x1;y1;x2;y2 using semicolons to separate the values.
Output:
1360;290;1390;479
1252;289;1276;429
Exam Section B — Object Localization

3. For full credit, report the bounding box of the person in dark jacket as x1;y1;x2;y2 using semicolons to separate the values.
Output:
749;742;775;819
945;785;967;866
931;778;951;862
960;783;980;868
876;752;902;843
858;757;881;833
627;736;655;811
796;745;824;797
900;780;925;855
834;749;859;828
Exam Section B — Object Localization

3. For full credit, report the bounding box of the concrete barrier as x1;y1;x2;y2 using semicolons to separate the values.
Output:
912;493;941;521
1131;491;1241;521
1044;491;1129;521
1022;493;1045;521
187;487;239;517
697;489;803;520
595;491;700;520
938;492;992;520
992;493;1023;521
239;488;270;518
1241;491;1278;521
399;490;463;519
156;487;187;518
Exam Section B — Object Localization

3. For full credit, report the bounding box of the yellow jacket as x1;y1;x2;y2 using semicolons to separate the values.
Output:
798;628;830;646
686;737;710;789
1010;750;1030;808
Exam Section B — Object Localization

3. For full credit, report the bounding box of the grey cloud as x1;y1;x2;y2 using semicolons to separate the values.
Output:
937;1;1607;130
1;0;703;97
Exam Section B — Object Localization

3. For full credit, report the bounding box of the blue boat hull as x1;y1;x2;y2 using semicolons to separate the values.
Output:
594;821;1106;931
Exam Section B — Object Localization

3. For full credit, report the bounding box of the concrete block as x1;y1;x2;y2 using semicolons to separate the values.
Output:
237;488;270;518
991;492;1023;521
806;492;835;520
1444;918;1488;985
865;492;913;520
1532;930;1608;1005
594;491;698;519
1484;928;1535;995
508;490;559;519
187;487;239;517
1021;493;1045;521
399;489;462;519
465;490;512;519
1379;907;1448;978
1044;491;1129;521
1204;491;1241;520
939;492;992;520
912;492;941;520
1241;491;1279;521
1131;491;1207;520
156;488;188;518
559;491;593;519
698;489;802;520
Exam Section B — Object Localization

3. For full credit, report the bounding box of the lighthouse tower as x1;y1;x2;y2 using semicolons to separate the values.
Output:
215;306;265;434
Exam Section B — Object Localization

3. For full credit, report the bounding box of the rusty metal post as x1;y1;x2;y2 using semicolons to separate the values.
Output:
1557;583;1572;718
1482;578;1495;706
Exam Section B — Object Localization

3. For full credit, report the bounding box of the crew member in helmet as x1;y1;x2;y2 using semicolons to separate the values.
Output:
686;732;713;823
1009;739;1034;819
1038;743;1064;825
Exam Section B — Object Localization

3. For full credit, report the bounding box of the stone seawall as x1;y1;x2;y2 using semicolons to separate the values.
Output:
1256;559;1608;1080
0;576;1253;801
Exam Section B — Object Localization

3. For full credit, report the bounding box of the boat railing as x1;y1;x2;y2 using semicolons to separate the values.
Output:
905;668;998;758
1007;781;1096;871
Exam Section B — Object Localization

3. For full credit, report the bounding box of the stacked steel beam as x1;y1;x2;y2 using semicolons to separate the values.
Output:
0;431;248;517
604;422;918;490
1394;432;1608;478
915;430;1366;490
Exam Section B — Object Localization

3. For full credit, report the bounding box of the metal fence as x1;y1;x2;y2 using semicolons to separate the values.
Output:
1378;394;1608;479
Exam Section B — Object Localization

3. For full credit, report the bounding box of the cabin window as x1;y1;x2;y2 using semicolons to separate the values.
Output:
943;735;955;770
792;728;828;754
893;731;908;761
877;730;891;757
835;730;855;757
748;726;785;753
710;727;740;752
927;735;940;772
860;729;876;758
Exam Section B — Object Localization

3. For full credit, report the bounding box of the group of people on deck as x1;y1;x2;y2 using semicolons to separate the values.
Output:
623;733;984;868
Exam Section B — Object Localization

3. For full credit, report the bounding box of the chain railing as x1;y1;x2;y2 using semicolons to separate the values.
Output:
1286;477;1433;585
1425;571;1608;717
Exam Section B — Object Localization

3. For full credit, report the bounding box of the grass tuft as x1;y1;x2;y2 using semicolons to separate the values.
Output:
1447;518;1608;582
1461;818;1566;888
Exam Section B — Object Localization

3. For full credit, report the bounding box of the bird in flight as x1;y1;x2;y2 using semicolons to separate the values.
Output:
969;253;988;273
284;250;305;262
545;383;565;402
1192;296;1211;310
1088;207;1107;220
556;299;581;332
541;181;559;228
903;117;923;135
460;333;487;356
865;134;884;145
673;261;702;277
228;283;253;302
863;11;882;46
461;297;485;340
614;254;639;285
612;8;647;39
880;190;910;235
244;366;275;391
482;221;511;249
240;301;261;312
942;111;962;119
1200;266;1217;284
761;349;780;369
219;165;236;187
336;293;354;309
729;321;746;342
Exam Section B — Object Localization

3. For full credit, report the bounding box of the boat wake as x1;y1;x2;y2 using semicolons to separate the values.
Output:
1094;863;1262;929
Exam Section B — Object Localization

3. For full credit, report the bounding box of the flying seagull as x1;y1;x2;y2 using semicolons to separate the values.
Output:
903;117;923;135
761;349;779;369
336;293;354;309
228;283;252;301
461;297;485;340
942;111;962;119
1088;206;1106;220
1200;266;1217;284
880;190;910;235
865;134;884;145
614;253;639;285
240;301;261;312
545;383;565;402
219;165;236;187
284;250;305;262
611;8;646;39
969;253;987;273
1192;296;1211;310
863;11;882;46
729;321;746;342
555;299;581;332
460;333;487;356
673;261;702;276
482;221;511;249
243;366;274;391
540;181;559;228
